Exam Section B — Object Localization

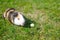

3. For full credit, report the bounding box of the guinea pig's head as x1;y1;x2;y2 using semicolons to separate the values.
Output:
9;12;25;26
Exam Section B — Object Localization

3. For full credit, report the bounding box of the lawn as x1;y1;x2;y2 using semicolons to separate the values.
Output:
0;0;60;40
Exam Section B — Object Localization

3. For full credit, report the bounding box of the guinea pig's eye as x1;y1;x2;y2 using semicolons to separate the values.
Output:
18;18;20;20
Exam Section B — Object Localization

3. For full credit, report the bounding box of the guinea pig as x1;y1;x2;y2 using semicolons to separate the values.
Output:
3;8;25;26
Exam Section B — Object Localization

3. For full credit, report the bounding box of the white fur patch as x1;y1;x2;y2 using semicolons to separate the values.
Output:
13;13;25;26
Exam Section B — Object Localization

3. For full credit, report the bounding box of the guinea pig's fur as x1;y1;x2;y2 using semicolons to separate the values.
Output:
3;8;25;26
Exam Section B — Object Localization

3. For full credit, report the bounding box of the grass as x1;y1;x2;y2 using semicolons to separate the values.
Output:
0;0;60;40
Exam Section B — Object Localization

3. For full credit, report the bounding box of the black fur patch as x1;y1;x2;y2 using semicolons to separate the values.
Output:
8;11;18;23
6;8;15;13
12;12;18;17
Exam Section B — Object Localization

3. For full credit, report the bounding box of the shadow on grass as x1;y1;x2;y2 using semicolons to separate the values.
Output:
23;16;36;28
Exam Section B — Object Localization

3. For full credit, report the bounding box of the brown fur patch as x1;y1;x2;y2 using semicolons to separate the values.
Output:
4;8;15;19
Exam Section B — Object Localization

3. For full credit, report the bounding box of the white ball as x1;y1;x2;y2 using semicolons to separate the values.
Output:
30;23;34;27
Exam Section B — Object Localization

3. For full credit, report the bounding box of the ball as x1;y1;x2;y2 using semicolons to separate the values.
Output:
30;23;34;27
